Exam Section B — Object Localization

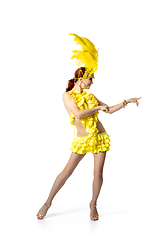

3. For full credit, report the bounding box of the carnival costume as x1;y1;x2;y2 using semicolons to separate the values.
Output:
69;33;111;154
69;88;111;154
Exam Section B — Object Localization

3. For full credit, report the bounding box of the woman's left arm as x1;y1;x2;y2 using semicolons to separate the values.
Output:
93;94;142;114
107;97;142;114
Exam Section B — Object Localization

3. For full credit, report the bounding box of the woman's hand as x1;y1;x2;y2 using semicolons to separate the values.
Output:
100;105;109;112
127;97;142;107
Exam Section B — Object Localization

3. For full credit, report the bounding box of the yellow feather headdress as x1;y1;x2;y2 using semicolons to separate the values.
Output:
69;33;99;79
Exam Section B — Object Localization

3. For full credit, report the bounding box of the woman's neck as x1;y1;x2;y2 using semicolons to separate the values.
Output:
73;85;83;93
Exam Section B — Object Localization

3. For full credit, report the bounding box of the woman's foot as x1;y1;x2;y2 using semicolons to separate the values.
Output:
90;201;99;221
36;202;51;220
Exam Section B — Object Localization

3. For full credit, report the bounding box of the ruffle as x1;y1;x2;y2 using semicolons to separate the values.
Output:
70;132;111;154
70;112;76;126
68;88;99;133
69;88;98;110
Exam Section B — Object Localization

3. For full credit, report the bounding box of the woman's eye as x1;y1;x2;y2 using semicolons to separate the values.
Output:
89;78;93;81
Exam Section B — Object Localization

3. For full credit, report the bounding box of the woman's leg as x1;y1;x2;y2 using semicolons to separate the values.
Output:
90;151;107;221
37;152;86;219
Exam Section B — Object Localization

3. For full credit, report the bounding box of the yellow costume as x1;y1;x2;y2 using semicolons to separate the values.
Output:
69;88;111;154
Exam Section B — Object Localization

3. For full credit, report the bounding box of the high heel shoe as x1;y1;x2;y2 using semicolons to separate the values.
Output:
36;202;51;220
89;202;99;221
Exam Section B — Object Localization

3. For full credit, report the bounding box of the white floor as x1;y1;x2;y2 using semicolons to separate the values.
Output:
2;199;160;240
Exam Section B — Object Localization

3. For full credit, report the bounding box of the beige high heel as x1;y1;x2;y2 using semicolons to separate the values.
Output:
89;202;99;221
36;202;51;220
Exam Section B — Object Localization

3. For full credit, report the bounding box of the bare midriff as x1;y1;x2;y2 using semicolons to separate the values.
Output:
74;117;106;137
65;105;105;137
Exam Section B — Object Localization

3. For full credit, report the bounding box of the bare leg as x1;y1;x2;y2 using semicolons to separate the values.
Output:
90;151;107;221
37;152;86;219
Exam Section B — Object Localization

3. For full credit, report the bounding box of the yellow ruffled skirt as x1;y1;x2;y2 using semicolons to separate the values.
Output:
70;132;111;154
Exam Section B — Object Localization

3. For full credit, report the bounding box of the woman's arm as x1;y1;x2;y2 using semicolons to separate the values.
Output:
92;95;109;110
63;92;108;119
108;102;125;114
107;97;142;114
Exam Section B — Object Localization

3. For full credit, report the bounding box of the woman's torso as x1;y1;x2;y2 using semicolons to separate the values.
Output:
65;98;106;137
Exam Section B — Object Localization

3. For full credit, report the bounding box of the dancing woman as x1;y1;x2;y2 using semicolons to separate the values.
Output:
36;34;141;221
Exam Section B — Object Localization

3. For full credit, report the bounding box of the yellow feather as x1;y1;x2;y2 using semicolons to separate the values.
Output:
69;33;99;75
69;33;84;45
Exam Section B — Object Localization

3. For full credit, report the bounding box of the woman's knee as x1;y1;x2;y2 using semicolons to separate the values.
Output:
93;171;103;181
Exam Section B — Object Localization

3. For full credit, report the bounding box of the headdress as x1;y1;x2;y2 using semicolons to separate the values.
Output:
69;33;99;79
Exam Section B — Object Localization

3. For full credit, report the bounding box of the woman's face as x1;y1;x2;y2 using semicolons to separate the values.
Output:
80;77;93;89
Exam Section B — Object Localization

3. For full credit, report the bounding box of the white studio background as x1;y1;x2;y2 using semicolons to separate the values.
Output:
0;0;160;239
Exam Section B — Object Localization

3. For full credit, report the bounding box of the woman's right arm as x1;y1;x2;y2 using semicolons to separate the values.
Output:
63;93;107;119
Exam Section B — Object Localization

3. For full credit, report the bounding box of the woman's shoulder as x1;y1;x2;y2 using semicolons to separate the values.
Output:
62;91;67;99
62;90;75;104
63;89;72;97
63;91;70;101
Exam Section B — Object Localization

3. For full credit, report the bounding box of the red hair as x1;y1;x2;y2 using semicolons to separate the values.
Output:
65;67;87;92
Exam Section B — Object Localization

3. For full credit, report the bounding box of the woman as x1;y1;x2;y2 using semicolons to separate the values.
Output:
36;67;141;221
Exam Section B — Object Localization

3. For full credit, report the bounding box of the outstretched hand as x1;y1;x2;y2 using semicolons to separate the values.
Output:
127;97;142;107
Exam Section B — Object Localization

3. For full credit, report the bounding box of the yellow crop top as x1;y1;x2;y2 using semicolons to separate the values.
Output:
68;88;99;135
